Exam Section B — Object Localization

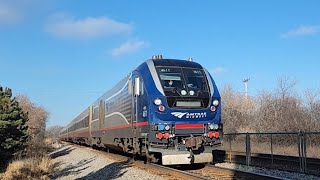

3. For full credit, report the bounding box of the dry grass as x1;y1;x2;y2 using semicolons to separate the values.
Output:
306;146;320;158
43;138;63;154
223;141;320;158
2;155;55;180
1;138;62;180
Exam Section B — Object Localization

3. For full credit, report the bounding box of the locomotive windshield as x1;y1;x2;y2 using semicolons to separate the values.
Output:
158;68;184;89
156;67;210;108
183;68;209;92
157;67;209;92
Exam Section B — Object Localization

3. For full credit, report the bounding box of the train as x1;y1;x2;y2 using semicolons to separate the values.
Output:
60;55;223;165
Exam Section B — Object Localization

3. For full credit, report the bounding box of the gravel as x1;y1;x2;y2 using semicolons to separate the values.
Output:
50;144;320;180
50;145;165;180
215;162;320;180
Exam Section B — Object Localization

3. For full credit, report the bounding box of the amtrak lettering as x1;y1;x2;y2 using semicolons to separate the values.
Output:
171;112;206;119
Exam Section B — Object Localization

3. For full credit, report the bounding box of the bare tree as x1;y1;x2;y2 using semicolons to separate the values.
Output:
221;77;320;134
46;125;64;141
220;84;255;133
277;76;297;100
304;89;320;129
16;95;49;156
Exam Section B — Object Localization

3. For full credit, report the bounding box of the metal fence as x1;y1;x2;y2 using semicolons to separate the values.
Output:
222;131;320;174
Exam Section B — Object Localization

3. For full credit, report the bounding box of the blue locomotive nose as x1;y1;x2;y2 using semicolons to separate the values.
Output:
60;57;222;166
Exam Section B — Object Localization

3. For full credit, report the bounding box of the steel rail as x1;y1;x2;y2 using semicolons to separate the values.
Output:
148;163;211;180
216;150;320;165
206;164;285;180
148;163;283;180
214;150;320;175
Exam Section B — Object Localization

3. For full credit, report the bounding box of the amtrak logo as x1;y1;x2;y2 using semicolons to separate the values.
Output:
171;112;187;118
171;112;206;119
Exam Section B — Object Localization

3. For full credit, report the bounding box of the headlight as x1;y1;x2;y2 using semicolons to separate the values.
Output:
208;124;219;130
165;125;170;131
154;98;162;105
212;99;219;106
213;124;219;130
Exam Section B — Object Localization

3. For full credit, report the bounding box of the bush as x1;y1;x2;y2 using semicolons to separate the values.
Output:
221;77;320;133
2;155;55;180
16;95;49;157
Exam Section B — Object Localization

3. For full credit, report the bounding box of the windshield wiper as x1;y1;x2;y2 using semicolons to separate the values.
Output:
172;87;181;96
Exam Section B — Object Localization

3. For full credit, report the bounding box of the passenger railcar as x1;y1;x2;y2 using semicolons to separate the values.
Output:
60;56;223;165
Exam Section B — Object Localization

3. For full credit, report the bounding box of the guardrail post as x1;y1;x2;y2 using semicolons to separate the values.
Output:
229;136;232;163
246;132;251;166
270;134;274;166
298;131;306;173
302;132;307;173
298;131;302;172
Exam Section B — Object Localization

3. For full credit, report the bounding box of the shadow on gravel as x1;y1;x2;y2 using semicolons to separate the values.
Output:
76;158;133;180
51;156;97;179
172;163;206;171
49;146;75;159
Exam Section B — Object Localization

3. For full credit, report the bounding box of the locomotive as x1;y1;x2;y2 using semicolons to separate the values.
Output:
60;55;223;165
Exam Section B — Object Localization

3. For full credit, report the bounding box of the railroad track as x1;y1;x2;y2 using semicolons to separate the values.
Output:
214;150;320;176
172;164;282;180
149;163;211;180
201;164;283;180
57;143;283;179
129;159;283;180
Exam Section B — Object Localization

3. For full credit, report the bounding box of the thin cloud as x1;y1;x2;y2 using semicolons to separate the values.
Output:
111;39;147;57
212;67;226;75
0;0;44;25
281;25;319;38
45;13;133;39
0;3;20;24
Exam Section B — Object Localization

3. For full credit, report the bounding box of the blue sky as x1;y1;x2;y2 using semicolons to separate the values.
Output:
1;0;320;127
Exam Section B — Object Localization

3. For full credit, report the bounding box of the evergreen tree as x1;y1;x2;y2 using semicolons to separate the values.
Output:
0;85;28;157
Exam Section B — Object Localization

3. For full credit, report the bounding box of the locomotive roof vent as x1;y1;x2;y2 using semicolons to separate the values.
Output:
188;57;193;62
152;55;163;60
152;55;157;60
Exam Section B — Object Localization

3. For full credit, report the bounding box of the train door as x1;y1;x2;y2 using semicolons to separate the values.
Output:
132;76;141;130
88;106;93;144
99;100;105;129
132;75;142;154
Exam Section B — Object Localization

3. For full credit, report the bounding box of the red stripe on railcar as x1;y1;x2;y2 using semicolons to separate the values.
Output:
73;132;89;137
175;124;204;129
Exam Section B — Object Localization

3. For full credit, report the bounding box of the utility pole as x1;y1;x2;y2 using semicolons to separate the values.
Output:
243;78;250;99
